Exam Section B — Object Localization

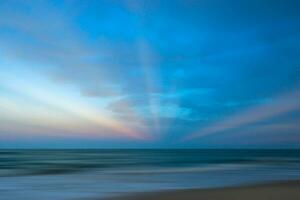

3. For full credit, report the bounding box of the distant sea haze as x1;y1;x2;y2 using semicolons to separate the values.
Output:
1;149;300;200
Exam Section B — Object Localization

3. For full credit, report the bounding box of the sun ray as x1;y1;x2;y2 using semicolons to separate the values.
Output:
183;87;300;141
0;66;147;140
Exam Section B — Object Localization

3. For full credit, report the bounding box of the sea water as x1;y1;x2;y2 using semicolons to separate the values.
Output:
1;149;300;200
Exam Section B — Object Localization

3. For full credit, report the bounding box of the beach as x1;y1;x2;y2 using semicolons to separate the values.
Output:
109;181;300;200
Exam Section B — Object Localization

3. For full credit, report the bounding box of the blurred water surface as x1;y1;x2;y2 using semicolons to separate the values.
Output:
1;149;300;200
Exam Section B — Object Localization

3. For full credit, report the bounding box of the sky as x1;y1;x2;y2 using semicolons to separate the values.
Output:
0;0;300;148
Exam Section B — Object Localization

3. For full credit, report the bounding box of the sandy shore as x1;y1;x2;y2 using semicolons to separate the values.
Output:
105;181;300;200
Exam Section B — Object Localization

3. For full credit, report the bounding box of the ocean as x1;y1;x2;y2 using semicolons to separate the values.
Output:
1;149;300;200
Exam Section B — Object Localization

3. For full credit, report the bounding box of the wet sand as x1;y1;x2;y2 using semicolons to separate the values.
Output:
106;181;300;200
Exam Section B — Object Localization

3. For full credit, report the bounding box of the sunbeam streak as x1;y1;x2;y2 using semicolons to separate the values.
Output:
137;40;161;136
0;67;147;140
183;87;300;141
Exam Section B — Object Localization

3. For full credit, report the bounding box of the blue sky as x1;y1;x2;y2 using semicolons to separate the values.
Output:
0;0;300;148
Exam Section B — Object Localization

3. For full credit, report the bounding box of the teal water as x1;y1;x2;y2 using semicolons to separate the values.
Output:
1;149;300;199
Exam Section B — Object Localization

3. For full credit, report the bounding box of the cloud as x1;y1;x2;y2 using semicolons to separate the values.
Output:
80;84;123;98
